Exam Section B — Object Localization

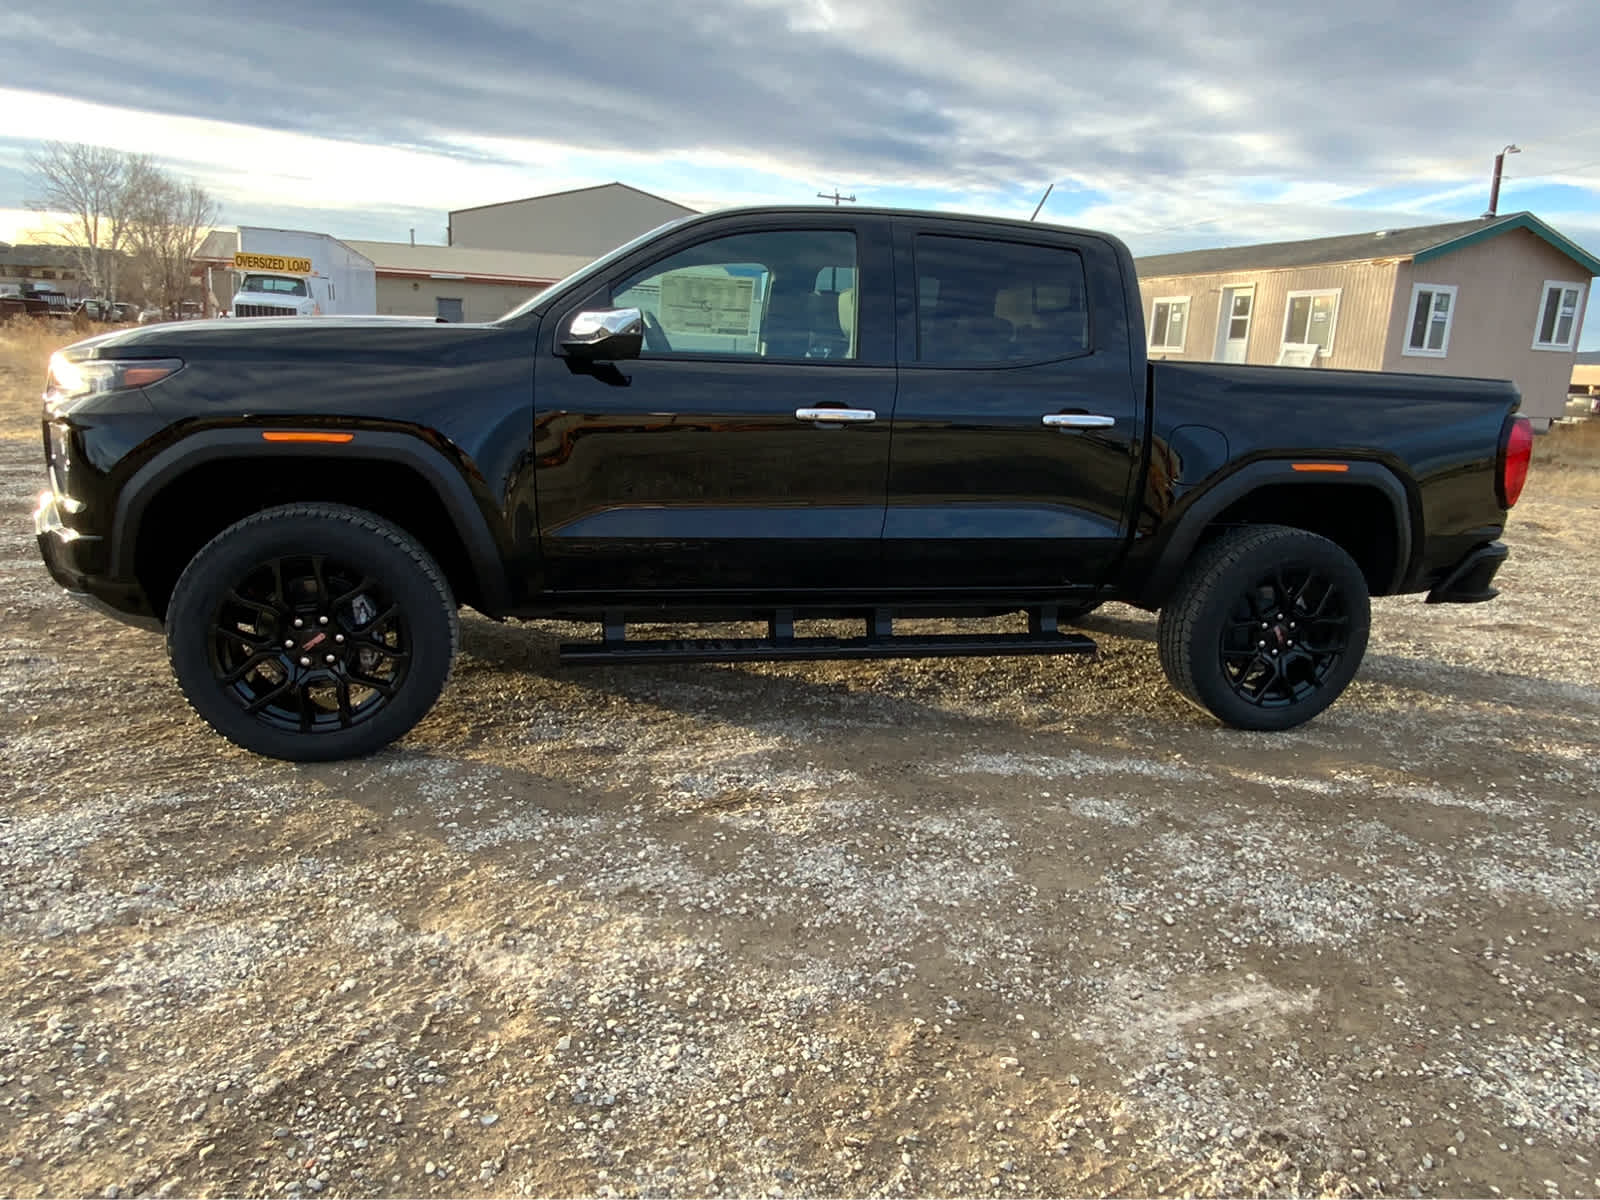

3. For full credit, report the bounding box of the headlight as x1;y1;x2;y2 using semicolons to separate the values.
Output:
46;353;183;402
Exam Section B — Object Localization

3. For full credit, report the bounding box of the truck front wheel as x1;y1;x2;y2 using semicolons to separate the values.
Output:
165;503;459;761
1157;525;1370;731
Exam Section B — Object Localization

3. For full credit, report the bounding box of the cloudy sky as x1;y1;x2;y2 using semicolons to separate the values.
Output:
3;0;1597;346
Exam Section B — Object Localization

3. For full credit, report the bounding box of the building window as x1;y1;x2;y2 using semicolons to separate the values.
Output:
1403;283;1457;357
436;297;464;322
1282;289;1341;357
1532;280;1584;351
1149;297;1189;351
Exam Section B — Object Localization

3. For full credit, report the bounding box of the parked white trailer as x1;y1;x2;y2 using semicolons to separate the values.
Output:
230;229;376;318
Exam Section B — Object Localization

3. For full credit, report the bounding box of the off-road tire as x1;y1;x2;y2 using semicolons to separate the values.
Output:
166;503;458;761
1157;525;1370;731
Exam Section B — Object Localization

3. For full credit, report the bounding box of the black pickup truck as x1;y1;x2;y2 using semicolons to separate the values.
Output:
34;206;1531;760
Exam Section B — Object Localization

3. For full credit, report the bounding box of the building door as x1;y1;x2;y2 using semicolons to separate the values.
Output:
436;297;464;322
1216;285;1254;362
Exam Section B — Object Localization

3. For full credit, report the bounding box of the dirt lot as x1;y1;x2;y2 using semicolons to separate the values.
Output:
2;323;1598;1198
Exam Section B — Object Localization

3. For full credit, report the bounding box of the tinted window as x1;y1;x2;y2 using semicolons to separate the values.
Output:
610;230;858;359
914;235;1089;363
242;274;309;297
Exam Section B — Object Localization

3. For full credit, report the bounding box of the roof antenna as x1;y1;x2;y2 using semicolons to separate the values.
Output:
1030;183;1055;221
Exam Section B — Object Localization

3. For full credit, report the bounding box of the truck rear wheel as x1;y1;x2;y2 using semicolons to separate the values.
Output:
1157;525;1370;731
165;504;458;761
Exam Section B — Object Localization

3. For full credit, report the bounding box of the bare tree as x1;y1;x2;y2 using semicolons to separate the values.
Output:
25;142;148;301
125;172;221;318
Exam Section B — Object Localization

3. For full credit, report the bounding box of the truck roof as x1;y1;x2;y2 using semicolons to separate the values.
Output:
685;205;1119;243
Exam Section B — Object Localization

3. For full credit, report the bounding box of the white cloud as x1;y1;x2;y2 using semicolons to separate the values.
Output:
2;0;1596;351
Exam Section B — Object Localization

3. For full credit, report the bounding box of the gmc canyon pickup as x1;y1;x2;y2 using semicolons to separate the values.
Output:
34;207;1531;760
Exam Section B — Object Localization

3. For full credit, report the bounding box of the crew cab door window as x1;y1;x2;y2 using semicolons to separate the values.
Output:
609;230;858;359
534;217;895;593
913;235;1090;363
886;224;1138;592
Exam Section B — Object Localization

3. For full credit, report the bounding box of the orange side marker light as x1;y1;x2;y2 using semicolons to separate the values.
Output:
1291;462;1349;473
122;366;179;388
261;431;355;444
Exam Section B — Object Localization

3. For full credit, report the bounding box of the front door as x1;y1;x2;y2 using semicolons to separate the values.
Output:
1216;285;1254;362
883;223;1143;592
532;218;897;595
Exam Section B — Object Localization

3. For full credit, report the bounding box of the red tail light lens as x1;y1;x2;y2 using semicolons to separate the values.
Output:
1499;415;1533;508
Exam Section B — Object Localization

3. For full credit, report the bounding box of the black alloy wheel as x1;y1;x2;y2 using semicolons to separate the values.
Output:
166;504;458;761
1157;525;1371;731
210;554;410;734
1218;566;1351;709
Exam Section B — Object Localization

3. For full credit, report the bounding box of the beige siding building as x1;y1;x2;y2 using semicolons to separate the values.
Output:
1136;213;1599;426
448;182;696;257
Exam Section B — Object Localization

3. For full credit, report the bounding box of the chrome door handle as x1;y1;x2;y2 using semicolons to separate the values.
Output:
796;407;877;423
1043;413;1115;429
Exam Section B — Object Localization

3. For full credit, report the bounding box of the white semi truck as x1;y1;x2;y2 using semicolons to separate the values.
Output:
229;229;376;318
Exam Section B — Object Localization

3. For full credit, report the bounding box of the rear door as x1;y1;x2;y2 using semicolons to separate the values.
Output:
532;215;896;594
884;221;1143;591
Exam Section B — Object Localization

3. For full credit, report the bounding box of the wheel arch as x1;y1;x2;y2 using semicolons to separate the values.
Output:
112;429;514;621
1134;460;1415;609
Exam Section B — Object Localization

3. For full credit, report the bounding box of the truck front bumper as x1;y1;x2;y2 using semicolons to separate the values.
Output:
1424;541;1508;604
34;491;160;630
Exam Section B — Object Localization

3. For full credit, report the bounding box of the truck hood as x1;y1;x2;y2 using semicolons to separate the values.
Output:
64;315;478;360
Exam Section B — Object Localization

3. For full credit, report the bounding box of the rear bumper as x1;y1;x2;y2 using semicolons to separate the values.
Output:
34;491;160;630
1424;541;1508;604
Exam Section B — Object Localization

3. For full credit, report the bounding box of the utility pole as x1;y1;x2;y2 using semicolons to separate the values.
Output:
1484;144;1520;217
817;189;856;206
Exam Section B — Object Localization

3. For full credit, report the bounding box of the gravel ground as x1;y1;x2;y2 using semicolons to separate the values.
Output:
2;408;1599;1197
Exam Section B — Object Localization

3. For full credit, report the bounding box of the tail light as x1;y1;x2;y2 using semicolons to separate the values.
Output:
1497;415;1533;509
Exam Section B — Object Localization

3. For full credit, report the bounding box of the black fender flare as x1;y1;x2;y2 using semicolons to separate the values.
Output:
108;428;514;616
1134;459;1415;609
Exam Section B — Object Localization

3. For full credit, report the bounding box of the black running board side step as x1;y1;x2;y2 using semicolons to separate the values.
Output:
559;607;1097;667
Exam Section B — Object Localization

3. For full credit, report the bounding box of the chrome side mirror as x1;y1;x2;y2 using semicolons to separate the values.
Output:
561;307;643;361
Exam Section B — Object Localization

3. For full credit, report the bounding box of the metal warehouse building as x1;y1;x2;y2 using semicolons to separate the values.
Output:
192;183;698;323
341;240;593;323
447;182;697;256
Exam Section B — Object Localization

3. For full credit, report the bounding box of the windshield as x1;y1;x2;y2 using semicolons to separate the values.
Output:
240;274;309;297
494;215;698;323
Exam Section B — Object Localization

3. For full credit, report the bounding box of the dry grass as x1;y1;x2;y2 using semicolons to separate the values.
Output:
0;319;79;437
1534;417;1600;468
1529;418;1600;498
